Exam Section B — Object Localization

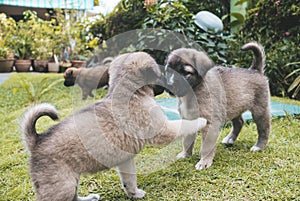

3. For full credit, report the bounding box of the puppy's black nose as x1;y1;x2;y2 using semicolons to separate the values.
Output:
64;81;73;87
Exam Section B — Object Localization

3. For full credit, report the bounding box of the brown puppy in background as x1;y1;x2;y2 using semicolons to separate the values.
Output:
63;57;113;100
64;65;109;100
21;52;207;200
164;42;271;170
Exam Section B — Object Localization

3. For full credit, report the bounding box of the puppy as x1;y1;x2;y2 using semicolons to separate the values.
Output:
22;52;207;200
164;42;271;170
64;65;109;100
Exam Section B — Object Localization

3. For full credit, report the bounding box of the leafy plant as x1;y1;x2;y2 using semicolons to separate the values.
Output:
90;0;146;45
226;0;300;99
0;13;16;58
12;11;37;59
143;0;232;64
54;9;94;61
14;76;64;103
285;62;300;98
30;12;57;60
0;46;8;59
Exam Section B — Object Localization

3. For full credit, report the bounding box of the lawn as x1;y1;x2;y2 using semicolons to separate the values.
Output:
0;73;299;200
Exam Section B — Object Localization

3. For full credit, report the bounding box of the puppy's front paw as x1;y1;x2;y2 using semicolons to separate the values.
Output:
182;117;207;135
132;189;146;199
195;159;213;170
195;117;207;131
78;194;100;201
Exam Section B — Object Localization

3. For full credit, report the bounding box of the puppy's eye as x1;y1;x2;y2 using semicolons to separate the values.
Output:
180;65;194;77
184;65;194;74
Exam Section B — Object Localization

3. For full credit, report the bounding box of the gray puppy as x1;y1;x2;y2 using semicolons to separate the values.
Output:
63;65;110;100
164;42;271;170
22;52;207;200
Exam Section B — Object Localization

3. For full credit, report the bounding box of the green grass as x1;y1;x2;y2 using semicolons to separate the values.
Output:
0;73;300;200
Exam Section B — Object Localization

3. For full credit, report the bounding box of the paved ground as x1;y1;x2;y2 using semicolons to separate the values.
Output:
0;73;11;85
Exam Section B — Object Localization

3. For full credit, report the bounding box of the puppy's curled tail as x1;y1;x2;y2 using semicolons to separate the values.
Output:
22;103;59;151
241;42;265;74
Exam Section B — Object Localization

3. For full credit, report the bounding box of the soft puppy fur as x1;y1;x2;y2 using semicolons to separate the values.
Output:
63;64;110;100
164;42;271;170
22;52;207;200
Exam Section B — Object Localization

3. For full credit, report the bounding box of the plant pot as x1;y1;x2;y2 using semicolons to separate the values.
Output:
33;60;48;72
71;60;87;68
15;59;32;72
48;62;60;73
0;59;14;73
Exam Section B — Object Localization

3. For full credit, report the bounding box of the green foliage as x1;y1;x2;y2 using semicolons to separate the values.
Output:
285;62;300;98
28;11;58;60
66;11;96;60
0;46;8;59
15;75;64;103
184;0;229;20
245;0;300;42
90;0;234;64
0;13;16;56
90;0;146;43
12;11;37;59
143;0;232;64
227;0;300;99
90;0;235;64
1;9;98;61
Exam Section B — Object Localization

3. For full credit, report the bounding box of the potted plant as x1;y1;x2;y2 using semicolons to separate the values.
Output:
69;43;91;68
31;13;60;72
68;34;91;68
13;35;33;72
13;11;36;72
0;13;16;72
69;18;93;68
48;55;60;73
31;37;53;72
0;45;14;72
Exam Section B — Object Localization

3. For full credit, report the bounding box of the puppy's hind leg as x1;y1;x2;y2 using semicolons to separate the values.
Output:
33;170;80;201
250;108;271;151
117;159;146;199
81;87;93;100
81;89;89;100
222;115;245;146
177;133;197;159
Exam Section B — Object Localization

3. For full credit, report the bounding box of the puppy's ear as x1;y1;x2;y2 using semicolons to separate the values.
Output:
192;51;214;78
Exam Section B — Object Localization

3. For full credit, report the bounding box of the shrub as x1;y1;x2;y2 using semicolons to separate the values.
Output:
90;0;233;64
143;0;234;64
90;0;146;43
227;0;300;98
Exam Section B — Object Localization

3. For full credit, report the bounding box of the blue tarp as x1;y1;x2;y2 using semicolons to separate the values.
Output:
0;0;94;10
156;98;300;120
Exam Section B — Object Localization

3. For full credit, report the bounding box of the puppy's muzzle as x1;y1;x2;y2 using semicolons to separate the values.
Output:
64;80;75;87
162;66;191;97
